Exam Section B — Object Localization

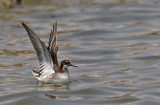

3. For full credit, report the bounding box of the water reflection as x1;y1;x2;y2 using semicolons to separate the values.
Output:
0;49;34;56
45;93;56;99
35;81;70;91
1;0;160;105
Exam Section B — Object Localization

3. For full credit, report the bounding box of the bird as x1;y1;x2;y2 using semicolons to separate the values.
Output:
22;22;78;83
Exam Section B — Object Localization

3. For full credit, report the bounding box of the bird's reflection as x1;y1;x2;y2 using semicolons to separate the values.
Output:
45;93;71;100
35;81;70;91
45;93;57;99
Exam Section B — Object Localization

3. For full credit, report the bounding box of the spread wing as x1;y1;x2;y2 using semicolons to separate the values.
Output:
22;22;55;74
48;22;59;71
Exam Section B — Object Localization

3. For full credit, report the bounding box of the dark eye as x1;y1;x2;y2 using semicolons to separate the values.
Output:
65;61;69;64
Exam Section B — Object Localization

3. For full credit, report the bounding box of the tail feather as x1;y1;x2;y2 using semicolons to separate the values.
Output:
32;70;40;77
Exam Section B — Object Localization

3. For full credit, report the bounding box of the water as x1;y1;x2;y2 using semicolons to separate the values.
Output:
1;0;160;105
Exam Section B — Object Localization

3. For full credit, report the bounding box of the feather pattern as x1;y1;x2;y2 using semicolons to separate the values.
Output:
22;23;55;74
48;22;59;71
22;22;77;83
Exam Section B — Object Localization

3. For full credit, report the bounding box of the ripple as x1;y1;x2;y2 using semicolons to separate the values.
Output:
1;0;160;105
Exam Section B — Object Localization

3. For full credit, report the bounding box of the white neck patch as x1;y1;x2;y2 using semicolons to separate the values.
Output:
63;65;69;69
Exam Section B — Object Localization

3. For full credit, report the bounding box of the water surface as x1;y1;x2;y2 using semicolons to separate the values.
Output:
1;0;160;105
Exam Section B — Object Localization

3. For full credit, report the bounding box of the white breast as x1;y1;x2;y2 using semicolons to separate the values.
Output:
35;72;70;84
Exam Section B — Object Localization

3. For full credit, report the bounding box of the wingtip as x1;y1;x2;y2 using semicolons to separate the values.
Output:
22;22;25;25
21;22;32;32
54;21;57;27
52;21;57;31
22;22;27;28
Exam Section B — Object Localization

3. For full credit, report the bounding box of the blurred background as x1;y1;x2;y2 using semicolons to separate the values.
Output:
1;0;160;105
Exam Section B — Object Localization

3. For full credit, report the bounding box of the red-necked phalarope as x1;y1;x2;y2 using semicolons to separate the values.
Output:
22;22;78;83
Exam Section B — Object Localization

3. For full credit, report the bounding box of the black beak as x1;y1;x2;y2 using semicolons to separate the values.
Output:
69;64;78;68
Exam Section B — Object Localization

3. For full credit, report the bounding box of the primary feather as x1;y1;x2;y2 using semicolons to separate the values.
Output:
48;21;59;71
22;23;55;75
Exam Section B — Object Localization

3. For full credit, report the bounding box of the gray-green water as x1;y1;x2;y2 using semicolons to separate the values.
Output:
1;0;160;105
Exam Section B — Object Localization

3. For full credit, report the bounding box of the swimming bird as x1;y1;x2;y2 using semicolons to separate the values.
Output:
22;22;77;83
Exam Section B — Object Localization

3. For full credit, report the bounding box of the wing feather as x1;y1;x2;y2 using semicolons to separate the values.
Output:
22;22;55;74
48;22;59;71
